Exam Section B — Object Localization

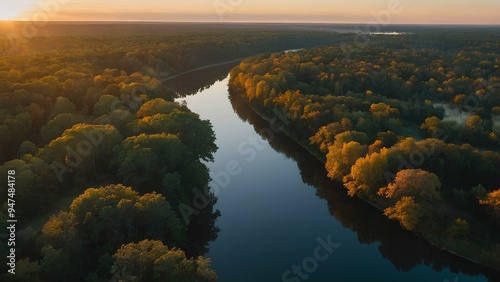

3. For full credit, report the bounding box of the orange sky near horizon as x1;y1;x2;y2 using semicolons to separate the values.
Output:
2;0;500;25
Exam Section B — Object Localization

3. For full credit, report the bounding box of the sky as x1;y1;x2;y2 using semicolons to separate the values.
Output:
2;0;500;25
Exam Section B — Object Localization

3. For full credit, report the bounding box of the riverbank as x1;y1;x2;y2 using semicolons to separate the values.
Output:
227;86;500;274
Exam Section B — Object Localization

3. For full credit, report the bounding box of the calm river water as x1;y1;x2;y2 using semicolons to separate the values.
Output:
172;63;499;282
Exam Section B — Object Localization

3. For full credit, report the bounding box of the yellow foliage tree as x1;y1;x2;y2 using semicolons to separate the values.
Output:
384;196;423;231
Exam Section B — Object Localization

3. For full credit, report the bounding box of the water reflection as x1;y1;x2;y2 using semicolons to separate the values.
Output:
166;63;500;281
165;67;229;259
167;61;239;97
184;197;221;258
227;91;500;282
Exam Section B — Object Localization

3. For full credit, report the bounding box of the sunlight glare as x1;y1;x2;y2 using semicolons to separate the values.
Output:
0;0;37;20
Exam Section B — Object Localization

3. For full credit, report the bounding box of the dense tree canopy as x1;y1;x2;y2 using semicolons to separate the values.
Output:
2;24;500;278
229;30;500;270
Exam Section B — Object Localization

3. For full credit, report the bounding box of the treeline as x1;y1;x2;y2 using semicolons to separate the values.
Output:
0;91;220;281
0;28;346;281
0;29;359;163
229;30;500;271
0;26;356;281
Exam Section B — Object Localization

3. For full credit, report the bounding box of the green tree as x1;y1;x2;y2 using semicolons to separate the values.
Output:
38;211;85;281
40;113;86;144
17;140;38;157
49;96;76;119
0;155;58;217
130;112;217;162
62;184;183;252
114;133;188;189
0;111;32;161
7;258;41;282
93;94;124;116
94;109;133;136
134;192;184;244
161;111;217;162
38;124;122;181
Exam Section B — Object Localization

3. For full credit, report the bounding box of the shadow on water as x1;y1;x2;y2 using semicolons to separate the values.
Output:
184;196;221;258
166;61;241;97
165;62;500;281
228;92;500;282
161;64;236;258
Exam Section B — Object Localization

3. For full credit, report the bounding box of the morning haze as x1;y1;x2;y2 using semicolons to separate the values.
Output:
4;0;500;24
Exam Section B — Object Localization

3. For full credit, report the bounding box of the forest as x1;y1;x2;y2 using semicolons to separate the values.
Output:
0;24;348;281
229;30;500;271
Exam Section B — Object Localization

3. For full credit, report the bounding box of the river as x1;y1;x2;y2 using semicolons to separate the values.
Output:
172;62;499;282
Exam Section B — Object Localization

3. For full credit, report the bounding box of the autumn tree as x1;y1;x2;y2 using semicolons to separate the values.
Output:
384;196;423;230
112;240;217;282
378;169;442;203
480;189;500;221
309;119;353;153
420;116;441;136
343;148;390;198
135;98;179;118
326;141;367;181
370;102;400;119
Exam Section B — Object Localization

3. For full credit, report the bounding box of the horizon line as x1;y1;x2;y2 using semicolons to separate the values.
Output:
1;20;500;26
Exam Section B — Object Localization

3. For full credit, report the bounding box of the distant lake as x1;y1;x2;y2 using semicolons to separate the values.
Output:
172;62;499;282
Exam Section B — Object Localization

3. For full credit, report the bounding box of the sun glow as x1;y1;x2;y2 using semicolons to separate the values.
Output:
0;0;37;20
